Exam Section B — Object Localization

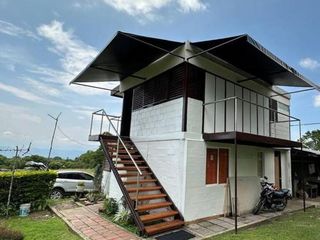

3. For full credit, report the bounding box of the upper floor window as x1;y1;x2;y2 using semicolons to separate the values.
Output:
269;99;278;122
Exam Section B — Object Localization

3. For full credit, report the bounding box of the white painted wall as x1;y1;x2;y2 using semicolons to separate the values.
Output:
182;140;290;220
101;170;111;196
187;98;203;134
132;137;186;214
108;172;123;201
130;98;183;137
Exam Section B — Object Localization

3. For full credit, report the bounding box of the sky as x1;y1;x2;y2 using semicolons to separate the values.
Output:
0;0;320;158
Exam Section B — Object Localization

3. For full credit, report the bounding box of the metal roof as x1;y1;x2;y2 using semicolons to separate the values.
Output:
71;31;183;83
71;32;320;91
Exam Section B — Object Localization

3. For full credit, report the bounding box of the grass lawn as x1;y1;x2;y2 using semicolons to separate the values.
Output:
209;208;320;240
0;211;81;240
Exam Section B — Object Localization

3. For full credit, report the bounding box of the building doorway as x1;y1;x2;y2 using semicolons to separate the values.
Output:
274;151;282;189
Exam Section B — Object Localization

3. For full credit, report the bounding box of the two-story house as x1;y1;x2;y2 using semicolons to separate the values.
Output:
71;32;319;236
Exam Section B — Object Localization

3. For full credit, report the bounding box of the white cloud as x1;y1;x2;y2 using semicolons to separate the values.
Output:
102;0;206;21
299;57;320;70
177;0;206;12
3;130;14;136
36;20;112;95
0;82;58;105
37;20;97;76
314;95;320;107
103;0;171;20
0;44;31;71
72;0;97;8
0;102;42;124
25;78;61;97
0;20;40;40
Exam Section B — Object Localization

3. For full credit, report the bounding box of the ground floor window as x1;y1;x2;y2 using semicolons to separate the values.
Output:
257;152;265;178
206;148;229;184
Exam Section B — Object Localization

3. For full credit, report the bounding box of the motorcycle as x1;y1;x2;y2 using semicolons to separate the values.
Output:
252;176;292;215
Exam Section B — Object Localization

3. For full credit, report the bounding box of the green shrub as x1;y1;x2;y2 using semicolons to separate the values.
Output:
0;170;57;215
0;226;24;240
103;197;118;216
113;208;133;225
85;192;104;203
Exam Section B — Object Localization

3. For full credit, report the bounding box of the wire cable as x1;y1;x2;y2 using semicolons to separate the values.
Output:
56;125;95;147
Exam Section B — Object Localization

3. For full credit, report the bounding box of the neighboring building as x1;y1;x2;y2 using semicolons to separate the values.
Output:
71;32;319;235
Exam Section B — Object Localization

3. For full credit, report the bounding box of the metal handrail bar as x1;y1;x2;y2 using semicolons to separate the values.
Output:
92;112;121;119
203;96;300;122
92;109;142;175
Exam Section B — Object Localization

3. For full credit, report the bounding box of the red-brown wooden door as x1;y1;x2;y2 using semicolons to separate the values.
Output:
206;149;218;184
219;149;229;184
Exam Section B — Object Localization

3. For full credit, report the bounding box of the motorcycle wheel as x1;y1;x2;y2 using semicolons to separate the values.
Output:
277;198;288;211
252;200;264;215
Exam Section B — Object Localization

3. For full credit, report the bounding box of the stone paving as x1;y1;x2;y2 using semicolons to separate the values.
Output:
182;199;315;239
51;202;139;240
51;199;316;240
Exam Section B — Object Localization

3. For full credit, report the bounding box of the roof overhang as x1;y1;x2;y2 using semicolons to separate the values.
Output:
70;31;183;84
71;32;320;93
191;35;320;90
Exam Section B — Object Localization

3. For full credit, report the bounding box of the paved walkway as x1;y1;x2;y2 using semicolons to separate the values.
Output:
182;199;315;239
51;202;139;240
52;199;316;240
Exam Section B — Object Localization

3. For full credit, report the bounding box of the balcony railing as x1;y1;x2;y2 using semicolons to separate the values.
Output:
89;110;121;137
203;96;302;142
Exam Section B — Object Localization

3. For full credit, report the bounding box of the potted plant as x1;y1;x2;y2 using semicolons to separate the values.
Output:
76;182;85;192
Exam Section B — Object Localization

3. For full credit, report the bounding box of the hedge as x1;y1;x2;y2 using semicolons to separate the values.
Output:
0;170;57;215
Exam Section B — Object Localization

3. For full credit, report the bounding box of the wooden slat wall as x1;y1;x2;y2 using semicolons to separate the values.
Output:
132;63;186;111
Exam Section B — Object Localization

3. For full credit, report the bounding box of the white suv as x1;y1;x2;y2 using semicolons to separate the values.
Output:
51;170;95;199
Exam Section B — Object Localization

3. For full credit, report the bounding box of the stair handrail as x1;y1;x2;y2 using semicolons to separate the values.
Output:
91;109;143;176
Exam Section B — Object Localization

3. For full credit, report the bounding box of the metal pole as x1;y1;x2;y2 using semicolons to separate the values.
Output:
135;172;140;210
234;138;238;234
89;113;94;136
234;97;238;233
299;120;306;212
48;113;61;161
6;146;18;218
100;113;104;134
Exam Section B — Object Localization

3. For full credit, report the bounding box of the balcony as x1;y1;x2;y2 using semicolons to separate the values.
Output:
203;96;302;148
88;109;121;141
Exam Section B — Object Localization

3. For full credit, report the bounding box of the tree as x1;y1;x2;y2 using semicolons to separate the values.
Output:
300;130;320;151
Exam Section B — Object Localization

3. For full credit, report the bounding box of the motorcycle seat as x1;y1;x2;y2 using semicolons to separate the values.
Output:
274;191;285;198
282;189;290;194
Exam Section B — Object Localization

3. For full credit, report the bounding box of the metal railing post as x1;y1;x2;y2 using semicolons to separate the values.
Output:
89;113;94;136
100;113;104;134
115;138;120;167
235;98;238;132
203;96;300;141
135;172;140;209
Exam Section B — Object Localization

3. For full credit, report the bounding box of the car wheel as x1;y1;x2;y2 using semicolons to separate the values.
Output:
51;188;64;200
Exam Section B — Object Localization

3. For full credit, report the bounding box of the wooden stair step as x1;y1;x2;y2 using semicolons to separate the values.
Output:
110;149;138;154
123;179;157;184
127;186;162;193
119;173;153;177
131;193;166;201
140;210;178;223
144;220;184;235
116;154;141;158
137;202;173;212
114;160;145;164
117;166;148;171
104;140;132;144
